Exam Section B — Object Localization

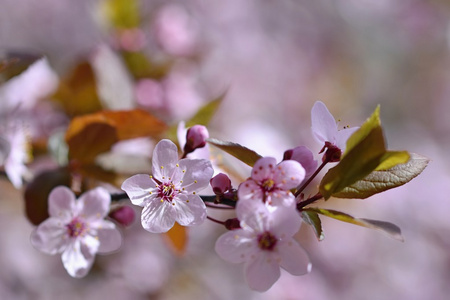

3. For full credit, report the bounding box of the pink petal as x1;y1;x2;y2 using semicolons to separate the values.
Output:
141;200;176;233
79;187;111;221
215;230;257;263
266;191;295;208
30;218;68;255
273;160;305;190
173;194;206;226
48;186;76;220
251;157;278;182
178;158;213;192
61;239;95;278
121;174;157;206
236;199;269;232
151;139;179;179
336;126;359;152
278;239;311;276
244;253;281;292
311;101;338;145
269;206;302;238
237;180;263;202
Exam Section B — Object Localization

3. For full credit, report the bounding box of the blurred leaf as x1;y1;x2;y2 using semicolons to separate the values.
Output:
206;138;262;167
53;62;103;116
305;207;403;241
101;0;140;29
162;222;188;256
333;153;429;199
186;91;227;127
24;168;71;225
301;210;324;241
0;50;41;79
122;52;172;79
66;109;167;163
320;106;410;199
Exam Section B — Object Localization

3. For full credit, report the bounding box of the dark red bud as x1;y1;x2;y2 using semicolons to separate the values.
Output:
225;218;241;230
109;206;135;227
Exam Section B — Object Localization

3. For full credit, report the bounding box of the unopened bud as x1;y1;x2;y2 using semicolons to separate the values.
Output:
322;141;341;163
109;206;135;227
210;173;232;195
184;125;209;154
225;218;241;230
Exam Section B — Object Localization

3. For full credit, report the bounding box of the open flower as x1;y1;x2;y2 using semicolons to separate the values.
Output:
215;200;311;292
121;139;213;233
238;157;305;208
30;186;122;278
311;101;358;153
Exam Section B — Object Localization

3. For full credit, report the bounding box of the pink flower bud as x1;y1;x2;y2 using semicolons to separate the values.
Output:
283;146;318;179
109;206;136;227
210;173;232;195
184;125;209;154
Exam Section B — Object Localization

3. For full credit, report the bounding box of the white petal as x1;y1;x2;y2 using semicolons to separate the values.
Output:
278;239;311;275
215;230;257;263
121;174;156;206
266;191;295;208
269;206;302;238
244;253;281;292
237;180;262;202
178;158;213;192
236;199;269;232
96;226;122;254
311;101;338;145
151;139;179;179
141;200;176;233
48;186;76;220
79;187;111;221
30;218;68;255
173;194;206;226
61;239;95;278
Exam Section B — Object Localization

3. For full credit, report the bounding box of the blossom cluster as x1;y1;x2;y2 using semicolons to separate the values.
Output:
0;58;424;292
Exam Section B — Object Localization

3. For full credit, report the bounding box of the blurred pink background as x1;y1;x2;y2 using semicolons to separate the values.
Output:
1;0;450;299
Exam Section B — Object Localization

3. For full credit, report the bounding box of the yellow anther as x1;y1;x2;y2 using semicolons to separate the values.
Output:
160;166;164;169
176;163;179;167
194;180;197;183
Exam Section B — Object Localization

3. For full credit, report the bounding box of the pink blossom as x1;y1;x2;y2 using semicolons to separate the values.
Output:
311;101;358;152
238;157;305;207
30;186;122;278
121;139;214;233
215;200;311;292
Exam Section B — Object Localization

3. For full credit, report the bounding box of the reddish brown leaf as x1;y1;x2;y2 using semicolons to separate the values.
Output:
162;223;188;256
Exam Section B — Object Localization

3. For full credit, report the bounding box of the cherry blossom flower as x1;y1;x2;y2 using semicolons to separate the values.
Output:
121;139;214;233
311;101;358;153
238;157;305;208
30;186;122;278
215;200;311;292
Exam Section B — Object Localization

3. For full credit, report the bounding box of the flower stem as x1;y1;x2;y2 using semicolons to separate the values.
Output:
207;215;226;225
297;192;323;210
201;195;236;208
294;157;330;197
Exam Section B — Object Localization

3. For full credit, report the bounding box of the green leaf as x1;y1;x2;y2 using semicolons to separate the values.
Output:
301;210;324;241
319;106;410;199
206;138;262;167
305;207;403;241
186;91;227;127
101;0;140;29
333;153;429;199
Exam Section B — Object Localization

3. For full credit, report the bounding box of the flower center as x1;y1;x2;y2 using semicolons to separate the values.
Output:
257;231;278;251
157;182;178;202
66;218;88;238
262;179;275;192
